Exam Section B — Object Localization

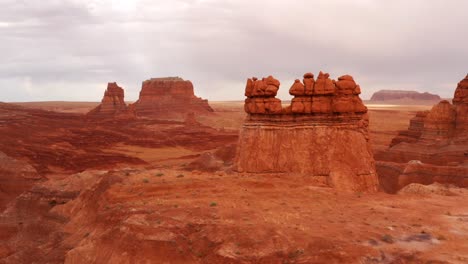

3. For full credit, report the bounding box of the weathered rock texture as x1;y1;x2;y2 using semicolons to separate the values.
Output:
132;77;213;118
244;76;283;114
87;82;134;119
370;90;441;102
376;75;468;193
237;72;379;192
0;151;41;211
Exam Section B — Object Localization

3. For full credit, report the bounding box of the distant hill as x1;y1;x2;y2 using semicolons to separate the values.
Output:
370;90;441;104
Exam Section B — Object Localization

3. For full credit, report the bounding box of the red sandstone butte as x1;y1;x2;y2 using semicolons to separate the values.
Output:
132;77;213;118
236;72;378;193
376;75;468;193
87;82;134;119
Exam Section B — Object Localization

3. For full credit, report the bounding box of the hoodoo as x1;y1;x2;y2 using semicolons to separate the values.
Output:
236;72;379;192
376;75;468;193
87;82;133;119
132;77;213;118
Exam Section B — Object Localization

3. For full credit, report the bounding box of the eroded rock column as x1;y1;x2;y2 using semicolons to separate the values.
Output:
235;72;379;193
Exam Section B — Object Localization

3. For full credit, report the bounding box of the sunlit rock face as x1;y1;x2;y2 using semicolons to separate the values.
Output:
236;72;379;193
376;75;468;193
132;77;213;118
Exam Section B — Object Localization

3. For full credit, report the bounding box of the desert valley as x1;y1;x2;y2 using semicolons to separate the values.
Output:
1;1;467;264
0;73;467;264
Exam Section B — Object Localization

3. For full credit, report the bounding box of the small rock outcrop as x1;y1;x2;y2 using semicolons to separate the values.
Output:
244;76;282;114
236;72;379;193
132;77;213;118
370;90;441;102
87;82;134;119
376;75;468;193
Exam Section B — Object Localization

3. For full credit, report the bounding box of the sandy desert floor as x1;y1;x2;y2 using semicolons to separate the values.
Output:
2;101;467;264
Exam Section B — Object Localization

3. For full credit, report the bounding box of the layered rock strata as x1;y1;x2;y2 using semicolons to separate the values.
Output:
237;72;379;192
133;77;213;118
376;75;468;193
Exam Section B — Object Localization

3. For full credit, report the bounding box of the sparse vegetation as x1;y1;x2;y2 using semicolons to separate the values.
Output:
155;173;164;177
381;234;394;244
288;249;304;259
210;202;217;207
143;178;149;183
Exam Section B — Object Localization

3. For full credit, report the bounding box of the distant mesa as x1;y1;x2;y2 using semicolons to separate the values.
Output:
236;72;379;192
133;77;213;118
370;90;441;103
87;82;135;119
87;77;213;119
376;74;468;193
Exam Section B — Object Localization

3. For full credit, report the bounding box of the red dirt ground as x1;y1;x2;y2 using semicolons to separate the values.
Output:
2;101;465;264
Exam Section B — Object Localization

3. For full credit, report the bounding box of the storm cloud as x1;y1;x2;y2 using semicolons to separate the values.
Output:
0;0;467;101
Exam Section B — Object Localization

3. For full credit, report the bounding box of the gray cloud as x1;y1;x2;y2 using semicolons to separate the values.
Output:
0;0;466;102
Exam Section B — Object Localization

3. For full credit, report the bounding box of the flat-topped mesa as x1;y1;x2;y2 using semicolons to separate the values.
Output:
370;90;441;102
237;72;378;193
133;77;214;118
87;82;133;118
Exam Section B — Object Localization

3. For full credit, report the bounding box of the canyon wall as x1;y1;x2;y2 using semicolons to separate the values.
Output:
236;73;379;192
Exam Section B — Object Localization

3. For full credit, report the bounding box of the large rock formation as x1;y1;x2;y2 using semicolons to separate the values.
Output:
376;75;468;193
236;72;379;192
370;90;441;102
87;82;134;119
132;77;213;118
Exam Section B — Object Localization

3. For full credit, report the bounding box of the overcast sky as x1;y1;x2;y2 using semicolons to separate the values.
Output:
1;0;467;102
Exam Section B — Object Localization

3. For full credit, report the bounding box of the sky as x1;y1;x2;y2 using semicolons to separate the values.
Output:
0;0;467;102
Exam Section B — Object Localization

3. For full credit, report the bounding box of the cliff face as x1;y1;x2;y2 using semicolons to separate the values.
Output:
370;90;441;102
376;75;468;193
236;72;379;193
132;77;213;118
453;74;468;136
